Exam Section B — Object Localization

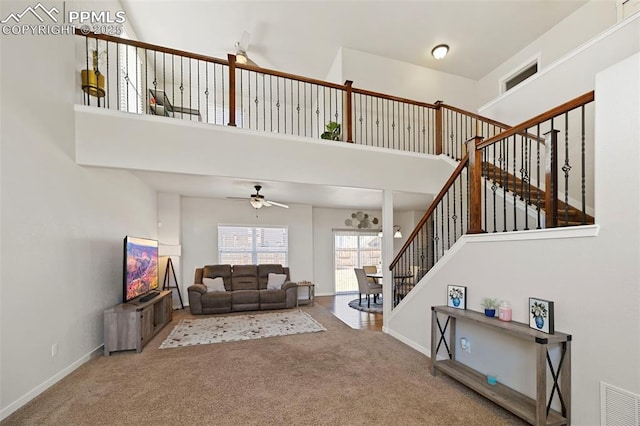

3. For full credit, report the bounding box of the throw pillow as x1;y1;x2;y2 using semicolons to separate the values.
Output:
203;277;226;292
267;273;287;290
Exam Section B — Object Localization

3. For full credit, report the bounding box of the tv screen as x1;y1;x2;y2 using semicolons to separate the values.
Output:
123;236;159;302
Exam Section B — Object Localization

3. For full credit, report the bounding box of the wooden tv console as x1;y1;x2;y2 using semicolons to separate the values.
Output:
431;305;571;425
104;290;173;356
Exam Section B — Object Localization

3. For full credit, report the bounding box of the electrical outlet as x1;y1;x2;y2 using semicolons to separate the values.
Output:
51;343;58;358
460;337;471;353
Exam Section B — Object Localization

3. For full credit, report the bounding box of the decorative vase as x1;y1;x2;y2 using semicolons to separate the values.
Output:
452;297;460;307
484;308;495;317
535;315;544;329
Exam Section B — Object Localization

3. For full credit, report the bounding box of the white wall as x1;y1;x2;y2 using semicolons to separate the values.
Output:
181;198;314;292
340;48;479;111
0;6;158;420
478;0;617;106
158;193;183;308
387;52;640;423
312;207;382;296
478;8;639;124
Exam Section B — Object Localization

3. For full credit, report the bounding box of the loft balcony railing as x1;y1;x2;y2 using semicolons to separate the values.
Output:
390;92;595;309
76;32;596;311
76;30;510;157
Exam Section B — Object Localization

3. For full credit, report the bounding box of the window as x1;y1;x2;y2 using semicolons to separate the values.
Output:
218;225;288;265
118;30;143;113
334;230;381;293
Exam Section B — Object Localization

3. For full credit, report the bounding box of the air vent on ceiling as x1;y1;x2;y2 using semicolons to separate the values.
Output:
601;381;640;425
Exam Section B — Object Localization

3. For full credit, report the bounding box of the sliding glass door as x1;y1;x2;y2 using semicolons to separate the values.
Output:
334;230;381;293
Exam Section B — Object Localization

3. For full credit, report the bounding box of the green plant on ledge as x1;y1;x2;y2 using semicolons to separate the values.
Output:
480;298;499;310
321;121;341;141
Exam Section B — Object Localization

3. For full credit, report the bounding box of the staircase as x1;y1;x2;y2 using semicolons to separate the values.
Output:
483;161;594;227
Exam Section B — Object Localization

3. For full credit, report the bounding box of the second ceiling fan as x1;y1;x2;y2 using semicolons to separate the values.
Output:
230;185;289;209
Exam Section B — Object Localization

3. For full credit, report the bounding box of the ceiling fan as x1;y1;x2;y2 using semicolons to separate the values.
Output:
229;185;289;209
234;31;258;66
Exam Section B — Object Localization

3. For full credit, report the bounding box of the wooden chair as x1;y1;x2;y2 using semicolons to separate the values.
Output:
354;268;383;308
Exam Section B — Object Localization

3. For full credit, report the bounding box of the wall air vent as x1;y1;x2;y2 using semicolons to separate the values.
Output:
503;61;538;93
601;382;640;425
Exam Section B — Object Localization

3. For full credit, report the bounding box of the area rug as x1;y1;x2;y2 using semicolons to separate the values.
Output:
348;298;383;314
159;309;326;349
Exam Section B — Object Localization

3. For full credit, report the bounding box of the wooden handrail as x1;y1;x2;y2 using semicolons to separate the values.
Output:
440;103;511;130
235;61;346;91
76;28;229;66
390;153;469;270
351;87;437;109
478;91;595;150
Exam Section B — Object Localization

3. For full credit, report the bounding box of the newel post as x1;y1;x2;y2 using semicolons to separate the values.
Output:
227;54;237;127
544;129;559;228
344;80;354;143
435;100;443;155
467;136;484;234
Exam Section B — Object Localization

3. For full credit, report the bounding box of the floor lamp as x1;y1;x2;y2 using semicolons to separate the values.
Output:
159;244;184;309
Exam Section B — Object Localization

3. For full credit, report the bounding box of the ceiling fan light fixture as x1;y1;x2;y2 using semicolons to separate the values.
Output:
250;198;263;209
431;44;449;60
236;51;248;64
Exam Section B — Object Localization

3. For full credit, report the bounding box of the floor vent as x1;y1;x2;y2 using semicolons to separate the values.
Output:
601;382;640;425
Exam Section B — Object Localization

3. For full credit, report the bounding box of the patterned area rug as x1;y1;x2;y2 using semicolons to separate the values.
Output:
348;298;383;314
159;309;326;349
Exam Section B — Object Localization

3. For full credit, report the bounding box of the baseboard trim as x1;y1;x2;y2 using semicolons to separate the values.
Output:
0;344;104;421
384;327;431;358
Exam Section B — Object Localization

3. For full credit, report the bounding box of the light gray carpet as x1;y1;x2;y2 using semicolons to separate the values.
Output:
1;304;526;425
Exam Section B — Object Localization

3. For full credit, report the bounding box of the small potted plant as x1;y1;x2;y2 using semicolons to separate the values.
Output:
481;298;499;317
320;121;341;141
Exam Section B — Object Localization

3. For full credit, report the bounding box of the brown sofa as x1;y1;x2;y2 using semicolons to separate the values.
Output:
187;264;298;315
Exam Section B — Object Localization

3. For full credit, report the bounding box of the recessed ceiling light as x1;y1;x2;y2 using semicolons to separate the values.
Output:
431;44;449;60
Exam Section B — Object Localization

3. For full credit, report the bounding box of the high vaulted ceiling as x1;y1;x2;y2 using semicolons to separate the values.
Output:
121;0;586;81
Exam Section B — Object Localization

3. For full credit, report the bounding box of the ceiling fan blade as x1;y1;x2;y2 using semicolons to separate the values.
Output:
227;196;250;200
238;30;251;52
265;200;289;209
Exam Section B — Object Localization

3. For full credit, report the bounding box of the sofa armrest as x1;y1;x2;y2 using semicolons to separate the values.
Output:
188;283;207;294
187;284;207;315
281;281;297;291
283;281;298;308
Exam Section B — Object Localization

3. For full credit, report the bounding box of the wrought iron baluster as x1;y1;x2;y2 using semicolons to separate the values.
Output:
536;124;541;229
581;105;587;224
263;74;266;131
483;149;488;231
315;85;320;138
492;144;498;233
204;62;209;123
460;172;465;236
502;139;507;232
296;80;300;136
563;111;571;225
358;94;363;143
446;192;451;248
512;135;517;231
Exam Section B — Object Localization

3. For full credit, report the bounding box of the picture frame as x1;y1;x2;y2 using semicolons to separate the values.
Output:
529;297;554;334
447;285;467;310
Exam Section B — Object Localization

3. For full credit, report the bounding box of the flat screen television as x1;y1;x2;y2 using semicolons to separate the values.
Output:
123;236;159;302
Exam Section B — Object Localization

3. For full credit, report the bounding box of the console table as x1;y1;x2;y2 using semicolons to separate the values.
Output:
104;290;173;356
431;306;571;425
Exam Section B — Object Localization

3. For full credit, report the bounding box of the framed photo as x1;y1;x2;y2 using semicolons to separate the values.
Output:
447;285;467;310
529;297;554;334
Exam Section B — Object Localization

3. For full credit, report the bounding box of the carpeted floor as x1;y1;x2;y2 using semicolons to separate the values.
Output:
1;304;526;425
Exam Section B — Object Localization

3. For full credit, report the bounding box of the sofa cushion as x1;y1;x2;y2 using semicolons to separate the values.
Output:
267;273;287;289
260;289;286;304
232;265;258;290
203;277;226;292
231;290;260;311
202;264;232;291
201;291;232;308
